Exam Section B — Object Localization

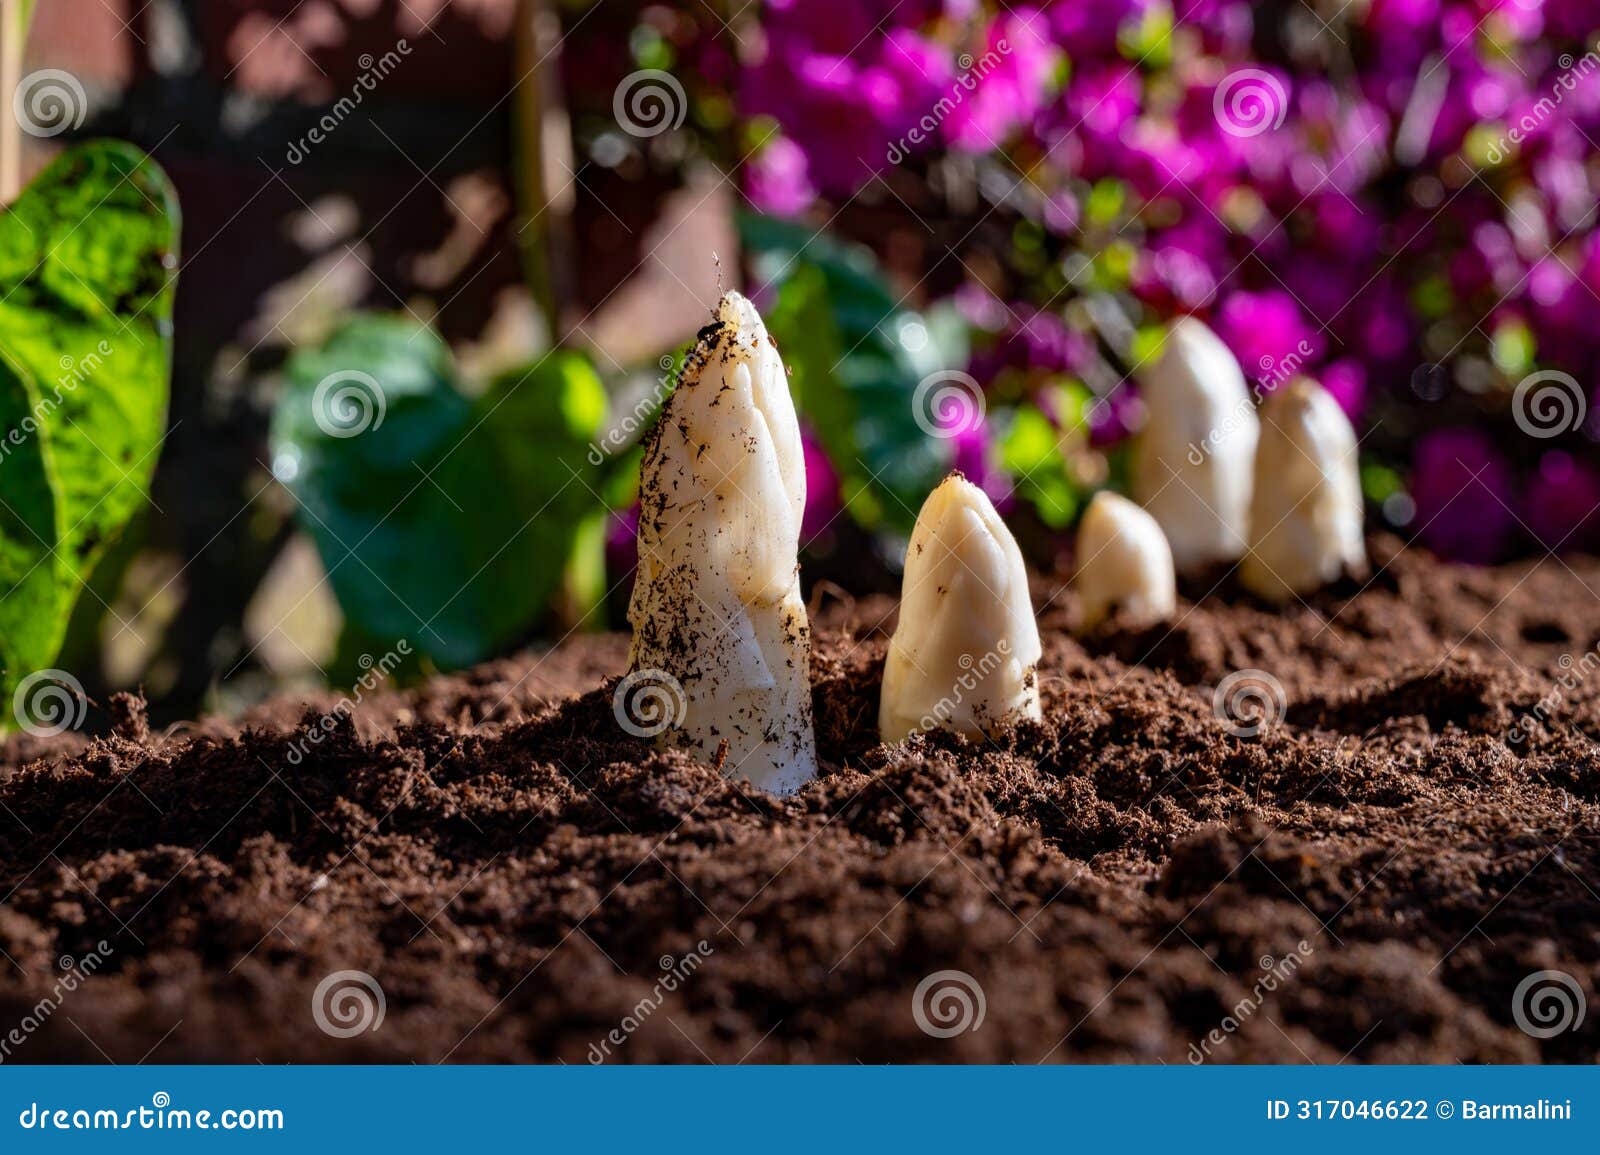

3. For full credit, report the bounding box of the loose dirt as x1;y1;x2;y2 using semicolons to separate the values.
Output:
2;538;1596;1063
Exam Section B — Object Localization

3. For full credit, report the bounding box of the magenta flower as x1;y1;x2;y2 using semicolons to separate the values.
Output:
944;9;1059;152
741;23;949;194
1048;0;1149;58
712;0;1600;556
1136;220;1227;311
1524;451;1600;553
1043;190;1080;233
1411;429;1519;564
970;305;1092;382
1085;386;1142;447
1066;65;1142;141
606;505;640;587
950;419;1013;511
1368;0;1441;37
800;428;843;542
1216;289;1325;387
1352;279;1412;366
953;283;1011;331
1320;359;1368;421
746;136;818;218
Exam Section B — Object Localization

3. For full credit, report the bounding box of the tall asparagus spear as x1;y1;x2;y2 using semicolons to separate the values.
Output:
625;291;819;796
1241;377;1368;602
1133;317;1258;572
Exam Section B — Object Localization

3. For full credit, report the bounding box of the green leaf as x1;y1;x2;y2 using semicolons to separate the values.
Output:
1491;318;1536;378
1129;324;1167;369
999;388;1089;530
999;405;1059;475
1361;463;1403;504
741;213;962;531
765;265;845;438
1085;179;1127;227
1118;0;1174;67
271;317;610;669
0;357;59;692
0;142;179;703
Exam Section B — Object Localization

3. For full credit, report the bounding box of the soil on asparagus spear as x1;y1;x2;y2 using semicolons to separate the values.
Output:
2;536;1597;1063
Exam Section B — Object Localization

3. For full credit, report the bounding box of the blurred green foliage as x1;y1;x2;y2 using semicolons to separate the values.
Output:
270;316;623;670
742;214;967;532
0;142;179;708
998;386;1090;530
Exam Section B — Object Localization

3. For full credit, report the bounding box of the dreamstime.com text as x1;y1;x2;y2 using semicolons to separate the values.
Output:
17;1093;285;1132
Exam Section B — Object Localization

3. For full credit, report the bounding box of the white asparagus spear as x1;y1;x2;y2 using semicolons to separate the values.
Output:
1075;491;1177;630
880;473;1041;743
1241;377;1368;602
625;291;818;795
1132;317;1258;571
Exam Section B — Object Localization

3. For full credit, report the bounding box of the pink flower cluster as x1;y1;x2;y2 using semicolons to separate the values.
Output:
731;0;1600;558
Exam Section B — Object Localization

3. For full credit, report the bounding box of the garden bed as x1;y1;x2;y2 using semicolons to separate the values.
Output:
1;538;1597;1063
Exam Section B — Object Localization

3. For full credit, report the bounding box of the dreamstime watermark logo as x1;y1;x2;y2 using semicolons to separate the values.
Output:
1213;68;1288;138
1484;38;1600;164
912;370;985;439
1188;941;1314;1063
1511;369;1586;439
1185;339;1313;465
285;41;412;164
0;340;115;465
1511;969;1586;1039
0;941;113;1064
12;69;87;138
885;40;1013;164
311;969;386;1038
916;640;1013;733
1186;397;1255;465
586;942;714;1063
911;969;986;1038
1253;342;1315;395
12;670;87;737
1508;643;1599;746
588;355;675;465
284;642;411;766
312;370;386;438
613;69;687;138
16;1092;284;1131
613;669;687;738
1212;669;1287;738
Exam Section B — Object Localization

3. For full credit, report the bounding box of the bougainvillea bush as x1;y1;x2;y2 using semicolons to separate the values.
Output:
654;0;1600;563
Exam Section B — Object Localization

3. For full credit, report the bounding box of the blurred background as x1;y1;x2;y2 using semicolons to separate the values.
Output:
6;0;1599;723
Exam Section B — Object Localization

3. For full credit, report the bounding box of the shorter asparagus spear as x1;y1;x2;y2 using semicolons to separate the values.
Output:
1075;491;1177;630
880;474;1042;743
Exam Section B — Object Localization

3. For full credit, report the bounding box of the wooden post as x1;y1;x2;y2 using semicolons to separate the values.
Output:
0;0;31;203
512;0;576;344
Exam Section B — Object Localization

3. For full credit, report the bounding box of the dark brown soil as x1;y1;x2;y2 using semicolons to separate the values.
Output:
2;537;1598;1063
